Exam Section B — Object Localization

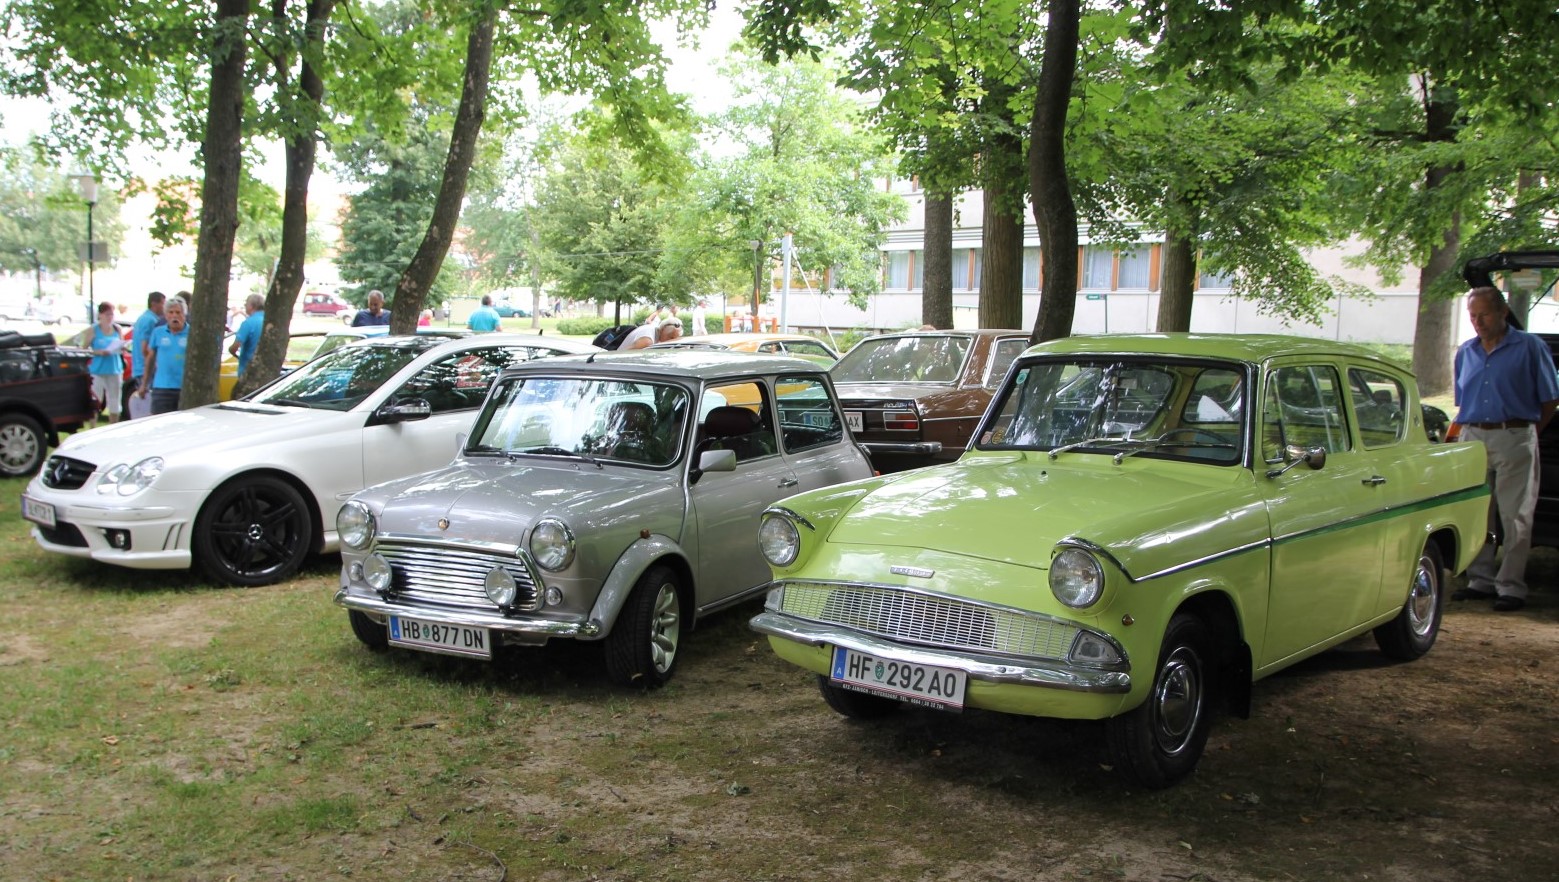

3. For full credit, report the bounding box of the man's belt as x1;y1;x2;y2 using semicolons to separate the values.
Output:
1467;419;1533;429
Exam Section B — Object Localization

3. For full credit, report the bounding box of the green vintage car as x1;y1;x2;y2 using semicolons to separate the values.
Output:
751;333;1489;788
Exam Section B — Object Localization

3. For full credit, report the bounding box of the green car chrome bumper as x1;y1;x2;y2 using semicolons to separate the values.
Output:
750;610;1131;694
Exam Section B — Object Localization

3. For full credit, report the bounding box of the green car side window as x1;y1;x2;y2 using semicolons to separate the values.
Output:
1264;365;1352;459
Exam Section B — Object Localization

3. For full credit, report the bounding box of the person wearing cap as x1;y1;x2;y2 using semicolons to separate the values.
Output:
620;316;683;350
1450;286;1559;612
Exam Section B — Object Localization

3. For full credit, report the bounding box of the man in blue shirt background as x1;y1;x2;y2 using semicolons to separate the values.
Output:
351;290;391;327
467;295;502;333
229;293;265;376
1451;286;1559;611
126;290;165;420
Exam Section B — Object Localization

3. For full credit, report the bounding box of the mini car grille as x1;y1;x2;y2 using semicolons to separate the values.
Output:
375;541;542;612
40;455;96;490
780;581;1078;660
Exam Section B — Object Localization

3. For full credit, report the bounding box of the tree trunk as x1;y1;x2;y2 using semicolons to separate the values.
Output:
389;5;498;334
979;188;1024;329
1412;91;1461;397
921;192;953;329
182;0;249;409
1027;0;1080;344
1156;192;1198;332
236;0;335;399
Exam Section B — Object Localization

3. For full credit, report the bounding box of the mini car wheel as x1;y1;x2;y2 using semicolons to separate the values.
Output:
348;610;389;650
605;565;683;688
817;676;901;719
0;413;47;478
1374;541;1444;660
1105;613;1213;789
193;475;313;587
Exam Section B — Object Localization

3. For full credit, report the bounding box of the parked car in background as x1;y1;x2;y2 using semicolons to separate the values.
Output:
0;330;94;477
493;301;529;318
652;332;841;366
21;333;600;586
752;333;1489;787
301;292;355;323
830;329;1030;472
335;350;874;687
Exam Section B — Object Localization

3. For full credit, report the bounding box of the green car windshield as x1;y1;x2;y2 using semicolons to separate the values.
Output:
977;358;1247;465
465;376;691;468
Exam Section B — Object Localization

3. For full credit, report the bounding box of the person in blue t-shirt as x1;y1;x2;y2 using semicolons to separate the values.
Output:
351;289;391;326
125;290;165;420
468;295;502;333
229;293;265;376
138;296;190;415
88;301;125;424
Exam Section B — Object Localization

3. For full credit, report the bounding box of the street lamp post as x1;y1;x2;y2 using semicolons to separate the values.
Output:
74;173;99;324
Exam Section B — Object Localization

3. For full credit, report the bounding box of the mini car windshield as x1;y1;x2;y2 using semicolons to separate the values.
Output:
977;358;1246;465
832;335;971;384
466;376;690;468
248;341;429;411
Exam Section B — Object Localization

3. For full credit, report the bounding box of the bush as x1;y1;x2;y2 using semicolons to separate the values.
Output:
556;316;617;336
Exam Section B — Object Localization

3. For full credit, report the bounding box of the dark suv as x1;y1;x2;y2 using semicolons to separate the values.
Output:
0;330;94;477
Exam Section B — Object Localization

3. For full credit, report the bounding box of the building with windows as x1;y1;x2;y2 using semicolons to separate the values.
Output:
776;179;1426;344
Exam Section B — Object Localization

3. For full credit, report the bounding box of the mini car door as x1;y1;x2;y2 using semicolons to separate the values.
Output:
773;373;869;492
1257;361;1388;667
689;379;798;602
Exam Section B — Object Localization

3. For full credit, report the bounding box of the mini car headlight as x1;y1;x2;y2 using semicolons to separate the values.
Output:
363;553;393;591
529;519;575;572
759;514;801;568
484;566;518;606
336;502;376;550
1050;547;1104;608
96;457;164;496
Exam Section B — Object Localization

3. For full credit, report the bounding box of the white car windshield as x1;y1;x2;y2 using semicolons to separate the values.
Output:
977;359;1246;465
248;341;430;411
832;335;970;384
466;376;692;468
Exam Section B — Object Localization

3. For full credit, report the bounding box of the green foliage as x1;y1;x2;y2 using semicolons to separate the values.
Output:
0;146;122;277
556;316;620;336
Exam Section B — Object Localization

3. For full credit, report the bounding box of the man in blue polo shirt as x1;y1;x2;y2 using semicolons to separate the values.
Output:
1451;286;1559;612
126;290;165;420
351;289;391;327
229;293;264;376
138;296;190;415
467;295;502;333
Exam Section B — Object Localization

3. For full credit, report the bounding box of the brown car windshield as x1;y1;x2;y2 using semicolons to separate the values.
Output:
977;358;1246;465
832;336;971;384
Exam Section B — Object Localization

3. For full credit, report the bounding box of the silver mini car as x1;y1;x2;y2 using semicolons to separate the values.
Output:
334;350;874;686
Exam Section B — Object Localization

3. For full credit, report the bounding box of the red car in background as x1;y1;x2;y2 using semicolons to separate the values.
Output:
302;292;354;323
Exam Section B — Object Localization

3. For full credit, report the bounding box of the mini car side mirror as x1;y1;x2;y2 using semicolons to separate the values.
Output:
376;398;433;424
1265;444;1326;479
689;448;737;485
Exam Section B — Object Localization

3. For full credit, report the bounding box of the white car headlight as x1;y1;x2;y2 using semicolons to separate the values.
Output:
1050;547;1104;608
336;502;376;550
759;514;801;568
363;553;393;591
529;519;575;571
484;566;518;606
96;457;164;497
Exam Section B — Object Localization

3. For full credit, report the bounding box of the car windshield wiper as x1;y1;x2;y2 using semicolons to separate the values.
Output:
1114;430;1238;464
262;397;314;409
518;445;601;467
1046;435;1141;460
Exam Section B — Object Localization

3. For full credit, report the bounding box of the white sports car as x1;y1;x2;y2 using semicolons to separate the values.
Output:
20;333;599;585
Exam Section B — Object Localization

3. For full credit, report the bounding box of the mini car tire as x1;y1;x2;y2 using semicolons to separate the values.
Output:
1373;542;1445;660
348;610;389;651
817;676;901;720
0;413;47;478
604;565;683;689
1105;613;1214;789
192;475;313;587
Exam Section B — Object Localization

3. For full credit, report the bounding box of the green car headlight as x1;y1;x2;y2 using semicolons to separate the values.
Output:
529;518;575;572
1050;547;1104;608
759;514;801;568
336;501;375;550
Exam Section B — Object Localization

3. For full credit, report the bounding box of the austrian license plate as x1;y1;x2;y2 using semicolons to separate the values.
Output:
388;616;492;659
830;647;967;711
21;495;56;529
845;411;863;433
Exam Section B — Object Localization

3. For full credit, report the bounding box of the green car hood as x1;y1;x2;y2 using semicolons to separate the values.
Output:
825;453;1264;579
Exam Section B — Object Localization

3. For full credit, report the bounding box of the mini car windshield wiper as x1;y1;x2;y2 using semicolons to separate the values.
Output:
465;443;520;461
1047;435;1141;460
518;445;601;467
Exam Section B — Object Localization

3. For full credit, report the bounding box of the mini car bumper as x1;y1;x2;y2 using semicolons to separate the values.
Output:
750;611;1131;696
334;588;598;641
